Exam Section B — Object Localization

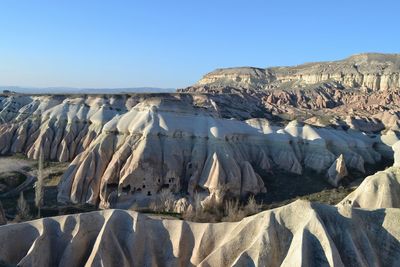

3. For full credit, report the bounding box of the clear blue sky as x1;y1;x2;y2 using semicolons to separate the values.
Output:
0;0;399;89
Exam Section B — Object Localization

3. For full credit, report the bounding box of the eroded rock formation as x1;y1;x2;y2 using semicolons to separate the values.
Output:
339;140;400;209
56;97;390;207
0;93;393;207
181;53;400;132
0;200;399;267
326;154;348;187
0;53;399;208
195;53;400;91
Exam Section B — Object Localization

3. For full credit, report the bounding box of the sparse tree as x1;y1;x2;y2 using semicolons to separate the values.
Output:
16;192;31;221
35;146;44;218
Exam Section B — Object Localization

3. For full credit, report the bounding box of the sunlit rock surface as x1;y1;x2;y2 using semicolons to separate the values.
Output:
196;53;400;91
56;97;387;207
181;53;400;132
339;140;400;209
0;93;392;207
0;200;399;267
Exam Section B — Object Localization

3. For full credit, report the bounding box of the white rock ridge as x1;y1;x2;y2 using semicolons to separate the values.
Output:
339;140;400;209
0;94;126;161
326;154;348;187
0;200;399;267
57;97;387;207
0;94;392;207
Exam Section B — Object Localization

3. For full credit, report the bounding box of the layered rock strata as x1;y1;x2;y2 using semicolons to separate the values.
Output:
181;53;400;132
195;53;400;92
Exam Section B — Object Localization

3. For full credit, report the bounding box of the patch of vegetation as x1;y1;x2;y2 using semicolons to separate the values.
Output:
181;195;262;223
0;172;25;191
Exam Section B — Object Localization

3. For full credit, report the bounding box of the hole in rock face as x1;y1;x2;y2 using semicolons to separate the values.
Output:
106;183;118;190
147;191;151;196
122;185;131;193
161;184;170;189
104;183;118;195
142;184;146;188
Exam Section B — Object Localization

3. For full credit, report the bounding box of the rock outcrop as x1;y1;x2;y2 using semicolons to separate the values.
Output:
1;53;400;208
339;140;400;209
181;53;400;132
195;53;400;92
0;200;399;267
0;94;126;161
56;97;387;207
0;92;395;207
326;154;348;187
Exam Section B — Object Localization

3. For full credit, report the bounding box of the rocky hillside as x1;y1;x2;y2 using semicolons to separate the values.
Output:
181;53;400;132
194;53;400;91
0;93;396;207
58;96;394;208
0;200;399;266
3;140;400;267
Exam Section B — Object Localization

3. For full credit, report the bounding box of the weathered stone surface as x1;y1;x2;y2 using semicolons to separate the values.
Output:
0;200;399;267
195;53;400;92
339;141;400;209
1;53;399;209
180;53;400;132
57;97;387;207
326;154;348;187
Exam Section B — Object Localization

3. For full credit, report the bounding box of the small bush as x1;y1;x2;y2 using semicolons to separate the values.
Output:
222;199;245;222
243;195;261;216
181;194;262;223
151;189;176;213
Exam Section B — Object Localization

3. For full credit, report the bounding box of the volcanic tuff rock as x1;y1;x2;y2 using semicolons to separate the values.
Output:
194;53;400;91
339;140;400;209
326;154;348;187
0;93;394;207
57;97;391;207
0;200;399;267
1;134;400;267
181;53;400;131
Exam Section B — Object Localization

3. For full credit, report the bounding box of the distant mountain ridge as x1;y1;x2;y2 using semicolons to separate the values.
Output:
1;86;175;94
184;52;400;92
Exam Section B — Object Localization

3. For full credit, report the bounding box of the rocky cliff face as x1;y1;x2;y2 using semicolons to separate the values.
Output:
196;53;400;91
181;53;400;132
